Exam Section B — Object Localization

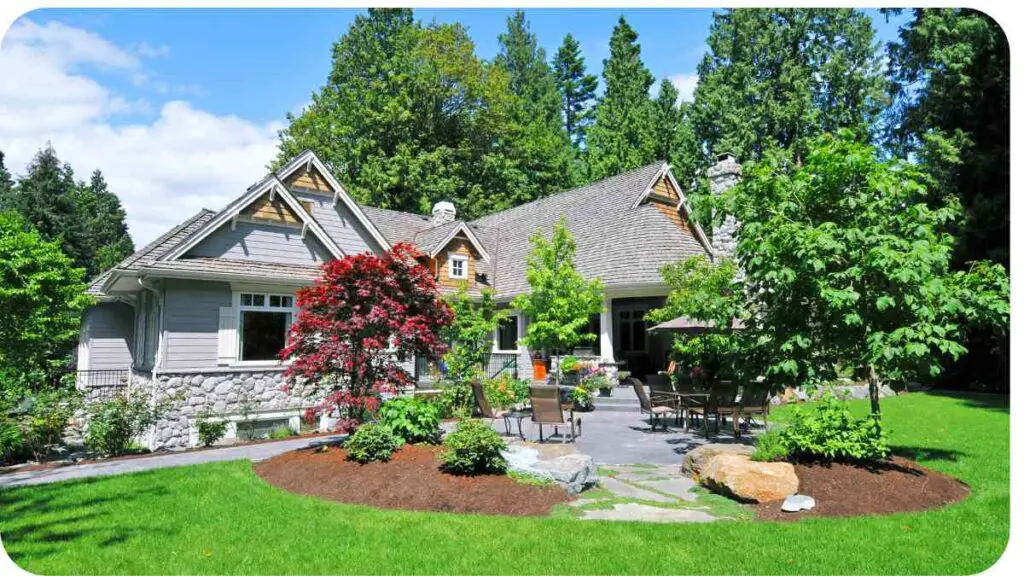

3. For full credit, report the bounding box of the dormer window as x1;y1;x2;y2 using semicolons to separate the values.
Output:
449;253;468;280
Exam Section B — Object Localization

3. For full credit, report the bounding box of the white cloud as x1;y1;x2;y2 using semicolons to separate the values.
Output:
0;18;281;248
132;41;170;59
669;73;699;104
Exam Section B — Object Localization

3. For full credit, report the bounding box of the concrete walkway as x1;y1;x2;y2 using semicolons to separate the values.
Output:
0;434;346;488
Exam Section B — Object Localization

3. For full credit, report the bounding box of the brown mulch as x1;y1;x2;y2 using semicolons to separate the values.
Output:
253;444;572;516
755;456;970;521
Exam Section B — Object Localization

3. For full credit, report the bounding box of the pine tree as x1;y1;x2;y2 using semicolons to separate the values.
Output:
692;9;886;165
653;78;681;163
585;16;658;180
76;170;134;274
552;33;598;151
7;146;91;272
0;150;13;202
494;10;573;205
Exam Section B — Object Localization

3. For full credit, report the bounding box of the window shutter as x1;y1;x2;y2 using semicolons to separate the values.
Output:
217;306;237;365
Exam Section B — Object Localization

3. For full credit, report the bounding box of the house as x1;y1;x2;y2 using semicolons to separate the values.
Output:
77;150;740;449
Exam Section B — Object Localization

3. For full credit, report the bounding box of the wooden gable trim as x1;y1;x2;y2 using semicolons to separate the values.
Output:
427;222;491;263
285;161;333;196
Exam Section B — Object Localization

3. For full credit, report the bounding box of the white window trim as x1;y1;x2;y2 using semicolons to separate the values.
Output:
493;312;521;353
233;291;299;366
448;253;469;280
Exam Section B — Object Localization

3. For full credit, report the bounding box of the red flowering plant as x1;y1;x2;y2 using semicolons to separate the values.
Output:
281;243;453;433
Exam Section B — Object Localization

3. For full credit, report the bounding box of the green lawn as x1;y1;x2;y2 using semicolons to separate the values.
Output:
0;392;1009;574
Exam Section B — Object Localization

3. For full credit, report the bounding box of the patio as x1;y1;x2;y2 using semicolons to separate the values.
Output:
484;385;760;466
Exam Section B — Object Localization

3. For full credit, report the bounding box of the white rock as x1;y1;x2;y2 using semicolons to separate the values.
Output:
214;381;233;395
781;494;816;512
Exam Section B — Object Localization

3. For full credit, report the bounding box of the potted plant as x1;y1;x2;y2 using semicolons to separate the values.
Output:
570;385;594;412
559;355;582;386
590;372;614;397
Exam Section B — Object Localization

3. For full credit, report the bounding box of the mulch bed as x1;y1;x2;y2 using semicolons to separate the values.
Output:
253;444;572;516
755;456;970;521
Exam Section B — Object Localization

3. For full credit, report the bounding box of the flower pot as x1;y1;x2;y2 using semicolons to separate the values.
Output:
598;388;612;398
531;358;547;381
573;399;595;412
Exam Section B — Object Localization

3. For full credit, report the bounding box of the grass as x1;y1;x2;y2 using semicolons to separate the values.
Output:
0;391;1009;574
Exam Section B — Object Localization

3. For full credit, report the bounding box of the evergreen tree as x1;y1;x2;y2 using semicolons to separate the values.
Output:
6;146;91;272
585;16;658;180
277;8;565;220
652;78;681;163
76;170;134;274
552;33;598;151
692;9;886;165
0;151;13;202
494;10;573;205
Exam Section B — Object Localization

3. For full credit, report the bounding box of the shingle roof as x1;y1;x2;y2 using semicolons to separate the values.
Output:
146;257;320;282
86;209;217;295
359;205;433;245
470;161;711;297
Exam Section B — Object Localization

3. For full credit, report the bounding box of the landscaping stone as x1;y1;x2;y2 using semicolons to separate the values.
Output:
599;477;679;503
503;444;597;495
581;503;720;523
682;443;755;478
782;494;816;512
700;454;798;503
634;477;700;503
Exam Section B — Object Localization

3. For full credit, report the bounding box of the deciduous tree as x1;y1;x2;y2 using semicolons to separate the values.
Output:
512;218;604;385
282;243;453;432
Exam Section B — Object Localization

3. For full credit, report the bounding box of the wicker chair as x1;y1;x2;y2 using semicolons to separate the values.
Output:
629;378;679;431
529;385;581;443
688;380;740;438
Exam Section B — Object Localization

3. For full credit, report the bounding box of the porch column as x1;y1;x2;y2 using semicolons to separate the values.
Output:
599;298;614;362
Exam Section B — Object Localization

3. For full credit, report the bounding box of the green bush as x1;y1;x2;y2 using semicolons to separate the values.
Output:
482;375;529;410
195;412;228;448
345;423;403;464
0;417;26;464
559;355;581;374
435;382;472;419
85;395;166;457
269;425;298;440
440;419;507;475
750;429;790;462
377;396;440;444
779;393;890;462
18;388;81;461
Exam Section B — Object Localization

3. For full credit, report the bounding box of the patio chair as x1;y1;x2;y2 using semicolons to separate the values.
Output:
629;378;680;431
736;380;772;434
470;380;514;436
688;380;740;439
529;385;581;443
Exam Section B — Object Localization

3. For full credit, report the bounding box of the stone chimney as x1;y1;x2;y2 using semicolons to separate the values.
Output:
707;154;741;261
431;201;456;226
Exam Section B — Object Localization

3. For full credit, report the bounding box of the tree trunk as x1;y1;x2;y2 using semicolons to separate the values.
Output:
868;364;881;418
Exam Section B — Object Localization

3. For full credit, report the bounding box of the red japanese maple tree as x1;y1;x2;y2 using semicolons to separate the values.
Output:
281;243;452;432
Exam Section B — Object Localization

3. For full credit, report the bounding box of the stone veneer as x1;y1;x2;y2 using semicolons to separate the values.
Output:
707;155;742;260
135;369;319;450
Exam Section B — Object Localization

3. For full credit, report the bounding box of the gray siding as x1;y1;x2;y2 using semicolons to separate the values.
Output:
162;279;232;371
185;220;331;265
85;303;135;370
293;190;378;255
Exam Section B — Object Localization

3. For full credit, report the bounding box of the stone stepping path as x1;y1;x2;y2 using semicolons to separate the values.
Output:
575;464;731;523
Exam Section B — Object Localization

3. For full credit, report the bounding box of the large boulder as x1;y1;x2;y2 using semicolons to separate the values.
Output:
503;445;597;495
700;454;798;503
681;444;755;478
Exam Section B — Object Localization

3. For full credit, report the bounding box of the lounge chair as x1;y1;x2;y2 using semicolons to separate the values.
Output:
629;378;680;431
471;380;514;436
688;380;740;438
529;384;581;443
736;381;772;434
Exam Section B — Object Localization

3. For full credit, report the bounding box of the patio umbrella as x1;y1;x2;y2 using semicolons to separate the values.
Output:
646;315;744;334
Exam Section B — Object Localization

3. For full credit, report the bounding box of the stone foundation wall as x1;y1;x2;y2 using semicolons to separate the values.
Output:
142;369;318;450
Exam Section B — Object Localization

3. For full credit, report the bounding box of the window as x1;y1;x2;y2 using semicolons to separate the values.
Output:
448;254;468;279
618;309;648;353
238;292;295;362
496;315;519;351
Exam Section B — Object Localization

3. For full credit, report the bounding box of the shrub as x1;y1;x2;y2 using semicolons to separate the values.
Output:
85;395;166;457
377;396;440;444
482;375;529;410
559;355;581;374
435;382;472;419
269;425;298;440
778;393;890;462
195;411;228;448
18;388;81;461
440;419;507;475
345;423;403;464
750;429;790;462
0;417;26;464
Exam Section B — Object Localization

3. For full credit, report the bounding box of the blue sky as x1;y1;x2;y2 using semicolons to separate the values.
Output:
0;8;910;246
23;8;909;125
